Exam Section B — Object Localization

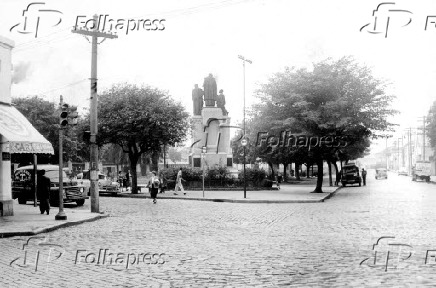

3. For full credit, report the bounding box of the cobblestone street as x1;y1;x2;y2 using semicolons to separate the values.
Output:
1;170;436;287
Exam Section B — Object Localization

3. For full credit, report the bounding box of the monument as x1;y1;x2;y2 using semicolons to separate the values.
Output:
192;84;204;116
190;74;232;169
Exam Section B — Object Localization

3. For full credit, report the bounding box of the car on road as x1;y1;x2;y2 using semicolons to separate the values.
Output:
76;170;120;196
341;164;362;187
375;168;388;180
412;161;431;182
398;168;408;176
12;165;88;206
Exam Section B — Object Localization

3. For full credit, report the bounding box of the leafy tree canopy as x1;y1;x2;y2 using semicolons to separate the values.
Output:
96;83;189;193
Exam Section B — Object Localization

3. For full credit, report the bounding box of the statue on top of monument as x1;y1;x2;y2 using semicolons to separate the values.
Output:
216;89;228;116
192;84;204;116
203;73;217;107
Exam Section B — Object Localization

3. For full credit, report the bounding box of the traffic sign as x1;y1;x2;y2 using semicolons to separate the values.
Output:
241;139;248;146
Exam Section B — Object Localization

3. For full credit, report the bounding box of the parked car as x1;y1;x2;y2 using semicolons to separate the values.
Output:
375;168;388;179
398;168;408;176
76;170;120;196
341;164;362;187
412;161;431;182
12;165;88;206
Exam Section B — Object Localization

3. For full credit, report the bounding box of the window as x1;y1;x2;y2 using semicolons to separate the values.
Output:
193;158;201;167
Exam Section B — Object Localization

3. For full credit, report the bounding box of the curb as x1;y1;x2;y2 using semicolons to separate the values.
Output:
0;213;109;238
117;187;341;204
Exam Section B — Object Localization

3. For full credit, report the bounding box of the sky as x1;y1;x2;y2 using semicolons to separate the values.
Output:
1;0;436;153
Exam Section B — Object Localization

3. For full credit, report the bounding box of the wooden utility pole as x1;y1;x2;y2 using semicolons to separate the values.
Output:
72;15;117;213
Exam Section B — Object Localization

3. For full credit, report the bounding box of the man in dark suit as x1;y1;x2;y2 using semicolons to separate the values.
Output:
37;170;51;215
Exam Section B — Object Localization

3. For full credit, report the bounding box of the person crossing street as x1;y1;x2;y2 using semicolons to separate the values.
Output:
174;167;186;195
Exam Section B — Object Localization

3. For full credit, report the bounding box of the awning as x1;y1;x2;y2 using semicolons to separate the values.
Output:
0;104;54;154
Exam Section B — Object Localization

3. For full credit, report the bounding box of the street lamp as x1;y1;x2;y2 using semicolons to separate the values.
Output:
238;55;252;199
202;146;206;198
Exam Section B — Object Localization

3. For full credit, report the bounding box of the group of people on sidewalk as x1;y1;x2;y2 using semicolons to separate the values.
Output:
146;168;186;204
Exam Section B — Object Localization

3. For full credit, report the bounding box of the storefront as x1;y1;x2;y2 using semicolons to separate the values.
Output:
0;36;54;216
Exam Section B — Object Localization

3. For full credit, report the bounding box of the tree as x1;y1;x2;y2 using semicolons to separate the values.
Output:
253;56;397;192
12;96;87;164
167;147;182;163
427;101;436;148
97;83;189;194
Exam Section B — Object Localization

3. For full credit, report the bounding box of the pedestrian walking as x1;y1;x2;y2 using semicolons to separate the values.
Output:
147;171;160;204
361;168;367;186
276;173;283;190
159;172;167;194
174;167;186;195
37;170;51;215
118;171;124;191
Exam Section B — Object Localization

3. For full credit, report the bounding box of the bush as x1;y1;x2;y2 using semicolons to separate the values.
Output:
238;168;267;185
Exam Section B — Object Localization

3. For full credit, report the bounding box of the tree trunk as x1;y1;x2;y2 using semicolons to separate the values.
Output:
295;162;301;180
312;159;324;193
306;164;310;178
327;160;333;186
128;153;140;194
151;151;159;172
333;161;339;186
268;161;275;179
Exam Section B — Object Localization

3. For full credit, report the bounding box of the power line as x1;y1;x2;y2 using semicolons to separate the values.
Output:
31;79;88;95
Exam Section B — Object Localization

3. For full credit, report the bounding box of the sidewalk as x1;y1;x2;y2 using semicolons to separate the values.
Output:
119;183;342;203
0;201;107;238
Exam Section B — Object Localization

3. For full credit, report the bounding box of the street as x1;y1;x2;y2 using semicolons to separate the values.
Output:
1;170;436;287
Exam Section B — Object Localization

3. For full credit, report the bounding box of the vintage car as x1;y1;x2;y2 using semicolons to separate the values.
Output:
375;168;388;179
12;165;88;206
398;168;408;176
76;170;120;196
341;164;362;187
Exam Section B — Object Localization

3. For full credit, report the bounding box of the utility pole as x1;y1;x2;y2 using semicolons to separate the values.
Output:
72;15;117;213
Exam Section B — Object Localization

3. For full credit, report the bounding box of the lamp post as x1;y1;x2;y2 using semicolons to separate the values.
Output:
238;55;252;199
202;146;206;198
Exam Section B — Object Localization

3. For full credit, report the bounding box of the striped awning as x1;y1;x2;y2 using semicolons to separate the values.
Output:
0;104;54;154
